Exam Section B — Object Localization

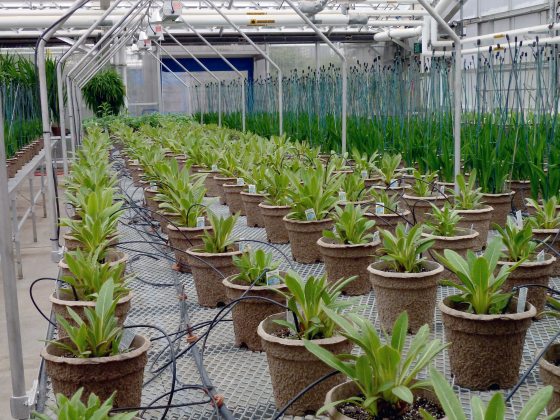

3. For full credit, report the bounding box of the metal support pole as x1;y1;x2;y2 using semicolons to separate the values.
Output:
283;0;346;152
418;0;462;191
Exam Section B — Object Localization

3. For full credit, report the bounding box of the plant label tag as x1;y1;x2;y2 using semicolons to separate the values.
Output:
372;231;380;242
375;202;385;215
211;164;218;171
471;223;474;231
150;181;158;188
516;210;523;228
389;179;398;188
119;328;136;351
248;184;257;194
338;191;347;202
237;178;245;186
266;270;281;286
361;170;368;179
440;185;446;195
196;216;205;228
517;287;528;313
239;240;245;252
538;250;545;262
405;223;410;232
305;208;316;221
332;225;337;234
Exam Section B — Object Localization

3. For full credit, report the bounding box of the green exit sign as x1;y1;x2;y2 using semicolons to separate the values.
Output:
414;42;422;54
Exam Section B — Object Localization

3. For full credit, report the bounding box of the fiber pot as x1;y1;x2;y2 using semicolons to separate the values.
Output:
185;246;242;308
198;170;220;197
58;250;127;279
368;260;443;333
41;334;149;408
456;205;494;250
364;209;411;235
481;191;515;226
317;237;380;295
402;194;447;225
498;254;556;314
241;191;267;227
143;186;159;213
222;274;287;351
259;203;291;244
158;212;181;236
439;297;535;389
532;229;560;276
189;164;204;175
283;217;333;264
370;183;410;200
223;184;246;215
167;224;213;273
257;313;352;416
50;290;132;338
509;180;531;211
539;343;560;413
214;176;236;205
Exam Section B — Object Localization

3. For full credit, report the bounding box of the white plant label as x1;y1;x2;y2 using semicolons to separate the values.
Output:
537;250;545;262
517;287;528;313
516;210;523;228
305;208;316;221
405;223;411;232
361;170;368;179
248;184;257;194
440;185;446;195
375;202;385;215
196;216;205;228
266;270;281;286
372;231;380;242
211;164;218;171
150;182;158;188
332;225;337;235
236;177;245;186
239;240;245;252
338;191;347;202
389;179;398;188
119;328;136;351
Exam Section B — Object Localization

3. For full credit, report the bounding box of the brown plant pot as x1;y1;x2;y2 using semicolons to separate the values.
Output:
143;186;159;213
214;176;236;205
189;164;204;175
317;237;380;295
198;170;220;197
364;209;411;235
456;205;494;250
223;184;246;216
338;198;375;210
241;192;267;227
50;291;132;338
509;180;531;210
58;250;127;279
481;191;515;226
158;212;181;235
167;225;213;273
257;313;352;416
42;335;149;408
439;297;535;389
370;183;411;200
368;260;443;333
283;217;333;264
498;254;556;314
363;177;382;188
533;229;560;276
402;194;447;225
259;203;291;244
185;246;242;308
539;343;560;413
222;274;287;351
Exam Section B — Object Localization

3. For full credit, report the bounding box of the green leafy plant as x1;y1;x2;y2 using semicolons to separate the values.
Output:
232;248;280;286
494;217;540;262
82;69;126;117
425;203;463;237
339;173;367;202
370;189;400;213
157;173;207;227
454;171;484;210
351;148;378;176
527;197;560;230
200;212;239;253
33;388;136;420
435;238;521;315
271;271;355;340
377;223;434;273
51;280;123;358
304;311;448;417
374;153;402;186
323;204;376;245
423;368;559;420
410;170;438;197
263;170;292;206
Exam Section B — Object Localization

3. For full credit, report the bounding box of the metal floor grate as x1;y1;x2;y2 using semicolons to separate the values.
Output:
37;165;560;419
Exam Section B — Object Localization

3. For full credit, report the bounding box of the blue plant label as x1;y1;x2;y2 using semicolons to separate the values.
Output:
305;208;316;221
361;170;368;179
196;216;205;228
517;287;528;313
338;191;347;202
375;202;385;215
237;178;245;186
266;270;281;286
211;164;218;171
119;328;136;351
248;184;257;194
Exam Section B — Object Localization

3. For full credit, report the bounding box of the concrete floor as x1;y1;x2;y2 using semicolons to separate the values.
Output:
0;175;58;418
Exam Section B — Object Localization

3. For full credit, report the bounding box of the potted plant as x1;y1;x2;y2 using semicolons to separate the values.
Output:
257;272;355;415
240;166;269;228
259;170;293;244
337;173;373;207
305;312;448;419
402;170;445;225
222;248;286;351
527;197;560;276
453;171;493;250
41;280;150;408
186;212;241;307
538;297;560;414
436;238;536;389
317;204;380;295
368;223;442;333
214;153;239;205
81;69;126;117
494;218;555;313
371;153;402;189
365;189;411;234
283;167;341;264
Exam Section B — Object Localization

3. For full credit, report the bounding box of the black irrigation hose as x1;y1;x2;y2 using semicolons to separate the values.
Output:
30;277;60;326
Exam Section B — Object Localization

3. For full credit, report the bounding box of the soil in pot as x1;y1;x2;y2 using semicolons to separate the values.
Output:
259;203;291;244
186;246;242;307
223;274;287;351
241;191;267;227
368;260;443;333
167;224;213;273
498;254;556;314
223;184;246;215
317;237;380;295
257;312;353;416
284;217;333;264
539;343;560;413
402;194;447;225
41;334;149;408
481;191;515;226
439;296;535;389
456;205;493;250
214;176;236;205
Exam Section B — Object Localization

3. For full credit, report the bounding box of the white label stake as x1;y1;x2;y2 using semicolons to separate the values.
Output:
517;287;528;313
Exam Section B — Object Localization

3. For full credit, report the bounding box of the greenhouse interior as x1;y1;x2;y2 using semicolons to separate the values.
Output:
4;0;560;419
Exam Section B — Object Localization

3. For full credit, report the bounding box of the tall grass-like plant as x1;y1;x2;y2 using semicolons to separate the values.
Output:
82;69;126;117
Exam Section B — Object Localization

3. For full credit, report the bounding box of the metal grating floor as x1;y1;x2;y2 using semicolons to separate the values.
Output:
37;161;560;419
